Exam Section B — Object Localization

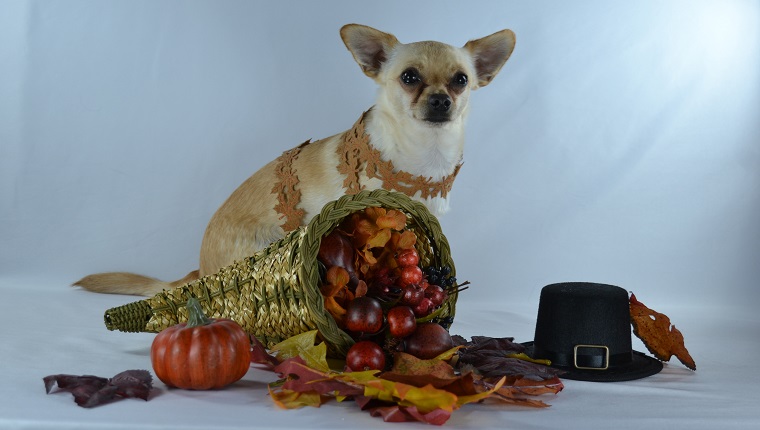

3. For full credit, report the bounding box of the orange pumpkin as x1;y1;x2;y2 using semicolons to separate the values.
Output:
150;298;251;390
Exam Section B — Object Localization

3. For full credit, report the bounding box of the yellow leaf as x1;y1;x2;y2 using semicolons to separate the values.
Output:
269;386;323;409
506;352;552;366
433;346;464;361
339;372;458;414
270;330;330;372
366;228;392;249
337;370;382;383
456;376;506;407
301;342;330;373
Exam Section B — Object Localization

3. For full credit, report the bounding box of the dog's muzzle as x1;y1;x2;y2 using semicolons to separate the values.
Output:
426;93;452;123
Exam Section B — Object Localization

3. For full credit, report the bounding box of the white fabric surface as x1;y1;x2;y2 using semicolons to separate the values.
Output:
2;0;759;428
0;280;757;429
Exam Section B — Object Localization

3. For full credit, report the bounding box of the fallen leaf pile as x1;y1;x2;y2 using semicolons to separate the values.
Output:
251;330;563;425
630;293;696;371
44;370;153;408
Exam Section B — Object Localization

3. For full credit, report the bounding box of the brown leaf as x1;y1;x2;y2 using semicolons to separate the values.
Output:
474;374;562;408
389;352;457;380
630;293;696;370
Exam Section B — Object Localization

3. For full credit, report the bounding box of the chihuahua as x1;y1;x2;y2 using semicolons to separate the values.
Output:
75;24;516;295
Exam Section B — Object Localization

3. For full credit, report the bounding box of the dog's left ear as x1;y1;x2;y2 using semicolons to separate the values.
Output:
464;29;516;88
341;24;400;79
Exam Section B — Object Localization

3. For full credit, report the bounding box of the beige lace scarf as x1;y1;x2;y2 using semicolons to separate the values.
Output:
272;110;462;231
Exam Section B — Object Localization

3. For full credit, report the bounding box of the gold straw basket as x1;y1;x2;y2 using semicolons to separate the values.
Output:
103;189;457;357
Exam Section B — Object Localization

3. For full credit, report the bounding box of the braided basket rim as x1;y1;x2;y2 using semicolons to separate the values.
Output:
296;189;457;356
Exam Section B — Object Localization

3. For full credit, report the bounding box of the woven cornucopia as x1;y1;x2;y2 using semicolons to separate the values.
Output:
104;189;456;357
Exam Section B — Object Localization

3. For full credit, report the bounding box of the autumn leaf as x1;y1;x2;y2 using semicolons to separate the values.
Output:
361;400;452;425
474;375;563;408
630;293;696;371
505;352;552;366
455;335;564;380
389;352;457;379
365;227;392;249
351;216;379;248
325;266;350;290
336;369;459;416
455;376;506;407
396;230;417;250
269;386;324;409
380;352;461;390
320;267;353;326
376;210;407;231
250;335;280;370
363;378;458;414
261;330;564;424
364;206;386;221
270;330;330;373
354;280;368;298
43;370;152;408
274;357;363;398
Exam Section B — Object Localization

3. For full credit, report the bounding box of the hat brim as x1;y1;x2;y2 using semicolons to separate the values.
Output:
522;342;663;382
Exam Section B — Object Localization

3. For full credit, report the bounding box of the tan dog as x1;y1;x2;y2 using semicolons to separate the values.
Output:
75;24;516;296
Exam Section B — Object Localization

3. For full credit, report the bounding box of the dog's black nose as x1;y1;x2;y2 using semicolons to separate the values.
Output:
428;93;452;112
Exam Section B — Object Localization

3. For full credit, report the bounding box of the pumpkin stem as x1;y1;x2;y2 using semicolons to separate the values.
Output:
185;298;213;327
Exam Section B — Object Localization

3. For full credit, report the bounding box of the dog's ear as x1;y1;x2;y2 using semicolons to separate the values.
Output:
463;29;516;88
341;24;400;79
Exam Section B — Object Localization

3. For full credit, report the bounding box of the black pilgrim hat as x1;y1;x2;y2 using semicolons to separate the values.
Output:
523;282;663;382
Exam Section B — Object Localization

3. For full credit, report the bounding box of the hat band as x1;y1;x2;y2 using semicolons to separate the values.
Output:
539;345;633;370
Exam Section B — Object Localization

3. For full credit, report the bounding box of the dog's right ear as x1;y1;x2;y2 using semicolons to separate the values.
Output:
341;24;400;79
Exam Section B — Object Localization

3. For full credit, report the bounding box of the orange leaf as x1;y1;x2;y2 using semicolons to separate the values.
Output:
376;210;407;231
361;248;378;265
630;293;696;370
364;206;386;222
366;228;392;249
324;296;347;326
352;217;379;248
320;282;343;298
396;230;417;250
325;266;349;290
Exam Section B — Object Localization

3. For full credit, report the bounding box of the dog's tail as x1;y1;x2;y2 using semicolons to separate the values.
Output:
72;270;200;296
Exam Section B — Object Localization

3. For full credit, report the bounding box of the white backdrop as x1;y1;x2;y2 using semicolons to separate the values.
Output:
2;1;760;429
2;0;758;312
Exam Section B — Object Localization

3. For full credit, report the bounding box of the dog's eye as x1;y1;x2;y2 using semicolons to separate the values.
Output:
452;73;468;87
400;69;421;85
